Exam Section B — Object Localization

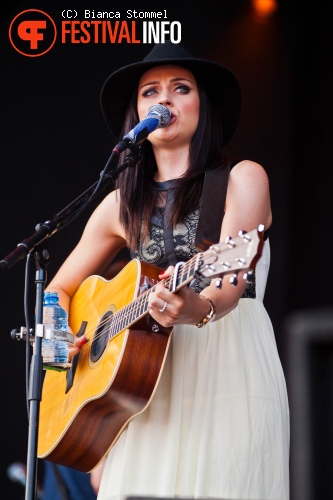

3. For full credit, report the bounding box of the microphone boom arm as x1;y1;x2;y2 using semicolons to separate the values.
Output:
0;148;141;271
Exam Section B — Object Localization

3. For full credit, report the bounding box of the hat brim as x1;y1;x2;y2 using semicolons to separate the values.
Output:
101;55;242;146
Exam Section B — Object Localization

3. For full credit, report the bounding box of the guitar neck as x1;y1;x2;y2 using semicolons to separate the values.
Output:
109;256;199;336
108;226;264;337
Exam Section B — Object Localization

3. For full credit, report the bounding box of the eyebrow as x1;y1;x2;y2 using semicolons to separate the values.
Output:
140;77;193;89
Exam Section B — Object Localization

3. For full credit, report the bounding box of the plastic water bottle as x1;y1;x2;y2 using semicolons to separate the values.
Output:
42;291;69;363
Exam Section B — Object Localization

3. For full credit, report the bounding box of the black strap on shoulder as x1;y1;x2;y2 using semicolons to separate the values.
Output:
195;163;231;251
163;187;178;266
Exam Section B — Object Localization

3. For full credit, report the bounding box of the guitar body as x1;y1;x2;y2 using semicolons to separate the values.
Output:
38;259;172;472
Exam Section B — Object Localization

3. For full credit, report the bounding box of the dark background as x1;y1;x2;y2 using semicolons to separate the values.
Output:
1;1;332;498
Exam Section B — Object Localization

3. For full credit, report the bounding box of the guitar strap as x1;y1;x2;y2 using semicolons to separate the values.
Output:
162;160;235;265
194;162;231;251
163;185;178;266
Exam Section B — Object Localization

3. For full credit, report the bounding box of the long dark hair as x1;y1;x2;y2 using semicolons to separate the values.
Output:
116;76;229;250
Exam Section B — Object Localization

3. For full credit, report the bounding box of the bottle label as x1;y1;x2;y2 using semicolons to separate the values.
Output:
43;326;74;344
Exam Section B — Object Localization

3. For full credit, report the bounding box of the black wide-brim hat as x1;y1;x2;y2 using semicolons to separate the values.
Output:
101;41;242;146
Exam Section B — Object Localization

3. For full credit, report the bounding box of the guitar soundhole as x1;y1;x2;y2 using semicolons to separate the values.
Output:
90;311;113;363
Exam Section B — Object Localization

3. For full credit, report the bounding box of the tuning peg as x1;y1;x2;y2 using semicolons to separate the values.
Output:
206;264;217;274
229;273;239;287
239;230;251;242
243;270;255;283
225;236;235;247
215;278;222;290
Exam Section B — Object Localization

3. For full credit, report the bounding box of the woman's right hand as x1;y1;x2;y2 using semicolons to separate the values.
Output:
68;335;88;361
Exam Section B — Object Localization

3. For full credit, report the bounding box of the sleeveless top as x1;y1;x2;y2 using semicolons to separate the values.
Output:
130;179;257;298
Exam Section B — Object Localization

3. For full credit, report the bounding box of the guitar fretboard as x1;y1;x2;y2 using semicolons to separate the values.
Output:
107;254;201;338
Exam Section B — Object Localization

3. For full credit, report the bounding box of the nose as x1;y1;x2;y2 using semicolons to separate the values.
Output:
158;90;173;107
159;98;172;106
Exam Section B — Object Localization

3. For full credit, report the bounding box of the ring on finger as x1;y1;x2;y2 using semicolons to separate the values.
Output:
159;301;168;313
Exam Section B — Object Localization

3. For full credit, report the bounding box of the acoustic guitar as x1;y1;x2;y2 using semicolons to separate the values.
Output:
37;226;264;472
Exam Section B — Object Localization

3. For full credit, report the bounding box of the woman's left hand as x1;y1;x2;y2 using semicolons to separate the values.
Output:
148;266;210;327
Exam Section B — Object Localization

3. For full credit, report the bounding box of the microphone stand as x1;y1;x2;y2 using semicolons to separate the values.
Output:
0;147;142;500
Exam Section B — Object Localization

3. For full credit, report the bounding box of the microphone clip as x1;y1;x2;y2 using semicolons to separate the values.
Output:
123;147;143;167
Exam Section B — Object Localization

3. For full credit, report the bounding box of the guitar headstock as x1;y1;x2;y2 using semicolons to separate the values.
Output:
195;225;265;284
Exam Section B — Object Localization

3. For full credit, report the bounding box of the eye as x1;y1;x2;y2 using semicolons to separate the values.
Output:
142;87;158;97
175;84;191;94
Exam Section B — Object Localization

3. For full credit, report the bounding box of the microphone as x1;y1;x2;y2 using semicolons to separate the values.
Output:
113;104;171;153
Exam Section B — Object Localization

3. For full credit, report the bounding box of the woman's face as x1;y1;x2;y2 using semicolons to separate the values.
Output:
137;65;200;148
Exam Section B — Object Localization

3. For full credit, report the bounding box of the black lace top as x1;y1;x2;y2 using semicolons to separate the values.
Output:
130;179;256;297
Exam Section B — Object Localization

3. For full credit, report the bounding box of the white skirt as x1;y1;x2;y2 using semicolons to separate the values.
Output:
97;298;290;500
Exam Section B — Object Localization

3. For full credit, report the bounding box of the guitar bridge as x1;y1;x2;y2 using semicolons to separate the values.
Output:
65;321;88;394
